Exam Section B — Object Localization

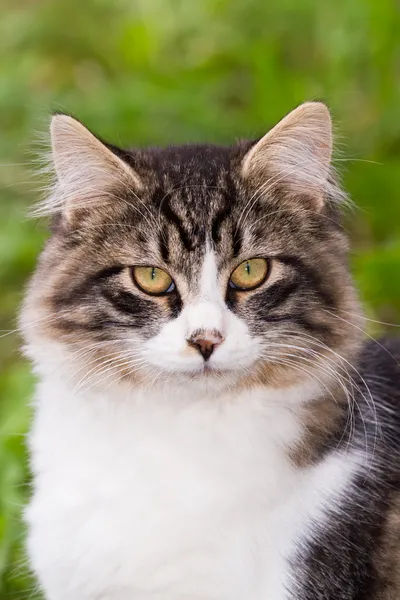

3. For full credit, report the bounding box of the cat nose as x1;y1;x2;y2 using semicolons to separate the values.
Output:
193;339;217;361
188;331;224;361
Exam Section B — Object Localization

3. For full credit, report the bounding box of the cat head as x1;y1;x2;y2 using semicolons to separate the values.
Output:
21;102;363;396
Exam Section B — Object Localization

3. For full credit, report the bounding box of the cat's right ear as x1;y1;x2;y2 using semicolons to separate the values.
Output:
36;115;141;220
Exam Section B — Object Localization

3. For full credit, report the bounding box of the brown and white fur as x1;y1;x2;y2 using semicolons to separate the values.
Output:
21;103;400;600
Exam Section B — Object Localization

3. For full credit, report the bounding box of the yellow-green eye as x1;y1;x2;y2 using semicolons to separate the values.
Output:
132;266;175;295
229;258;269;291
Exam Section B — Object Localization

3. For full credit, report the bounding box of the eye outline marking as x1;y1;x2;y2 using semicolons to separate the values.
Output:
228;257;270;292
131;265;176;297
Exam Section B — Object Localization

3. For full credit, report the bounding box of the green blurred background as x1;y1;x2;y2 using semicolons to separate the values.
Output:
1;0;400;596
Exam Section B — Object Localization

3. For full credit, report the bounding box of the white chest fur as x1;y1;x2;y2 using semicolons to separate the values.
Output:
27;380;357;600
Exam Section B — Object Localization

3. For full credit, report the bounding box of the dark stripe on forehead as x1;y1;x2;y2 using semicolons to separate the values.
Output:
211;200;231;245
210;175;241;254
156;190;193;252
232;227;242;257
159;229;170;263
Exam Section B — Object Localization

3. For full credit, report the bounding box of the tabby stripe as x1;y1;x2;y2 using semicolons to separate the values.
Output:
261;313;332;335
101;288;152;324
232;227;242;257
259;279;300;312
92;265;125;281
51;268;119;309
275;254;335;308
167;293;183;317
158;228;170;263
56;317;129;333
211;191;233;244
159;193;193;251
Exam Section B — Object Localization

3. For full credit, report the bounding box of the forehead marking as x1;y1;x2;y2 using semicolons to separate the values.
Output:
211;198;231;245
199;249;224;305
158;191;193;251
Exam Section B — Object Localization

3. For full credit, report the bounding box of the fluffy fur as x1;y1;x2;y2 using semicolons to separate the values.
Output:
21;102;400;600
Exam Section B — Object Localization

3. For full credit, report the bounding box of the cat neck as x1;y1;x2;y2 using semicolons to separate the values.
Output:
35;374;334;470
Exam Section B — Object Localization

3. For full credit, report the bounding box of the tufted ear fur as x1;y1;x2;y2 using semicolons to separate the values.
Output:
35;115;141;219
241;102;342;208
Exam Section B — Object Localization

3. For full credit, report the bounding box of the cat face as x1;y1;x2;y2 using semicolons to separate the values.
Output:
21;103;363;394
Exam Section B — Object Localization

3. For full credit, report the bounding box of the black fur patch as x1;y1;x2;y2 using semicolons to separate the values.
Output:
292;340;400;600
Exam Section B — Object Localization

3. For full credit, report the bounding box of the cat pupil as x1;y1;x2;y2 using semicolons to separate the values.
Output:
245;262;250;275
151;268;156;280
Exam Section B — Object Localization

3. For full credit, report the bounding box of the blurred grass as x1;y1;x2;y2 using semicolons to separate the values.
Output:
1;0;400;596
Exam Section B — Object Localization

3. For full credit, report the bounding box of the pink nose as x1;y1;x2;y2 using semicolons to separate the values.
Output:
188;331;224;360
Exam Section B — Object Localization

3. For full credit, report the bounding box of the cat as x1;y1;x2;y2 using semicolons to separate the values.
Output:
20;102;400;600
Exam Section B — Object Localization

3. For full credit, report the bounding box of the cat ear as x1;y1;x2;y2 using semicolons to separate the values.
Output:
36;115;141;218
241;102;339;207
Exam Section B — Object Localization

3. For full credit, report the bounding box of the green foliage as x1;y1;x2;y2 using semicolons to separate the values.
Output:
1;0;399;596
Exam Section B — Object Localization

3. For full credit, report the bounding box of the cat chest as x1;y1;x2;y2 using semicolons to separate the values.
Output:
29;453;297;600
28;387;357;599
28;393;307;599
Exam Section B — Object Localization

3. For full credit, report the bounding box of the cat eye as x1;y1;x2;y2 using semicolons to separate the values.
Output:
132;266;175;295
229;258;269;291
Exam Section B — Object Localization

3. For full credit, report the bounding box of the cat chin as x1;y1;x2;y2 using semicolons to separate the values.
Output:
163;365;240;384
128;364;244;396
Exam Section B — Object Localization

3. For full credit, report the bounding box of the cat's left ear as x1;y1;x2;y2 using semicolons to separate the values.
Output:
37;114;141;219
241;102;336;208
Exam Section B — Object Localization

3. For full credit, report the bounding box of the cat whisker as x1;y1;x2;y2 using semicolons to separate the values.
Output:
74;357;149;395
72;352;148;394
258;353;366;460
332;308;400;329
259;337;380;463
1;309;78;339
